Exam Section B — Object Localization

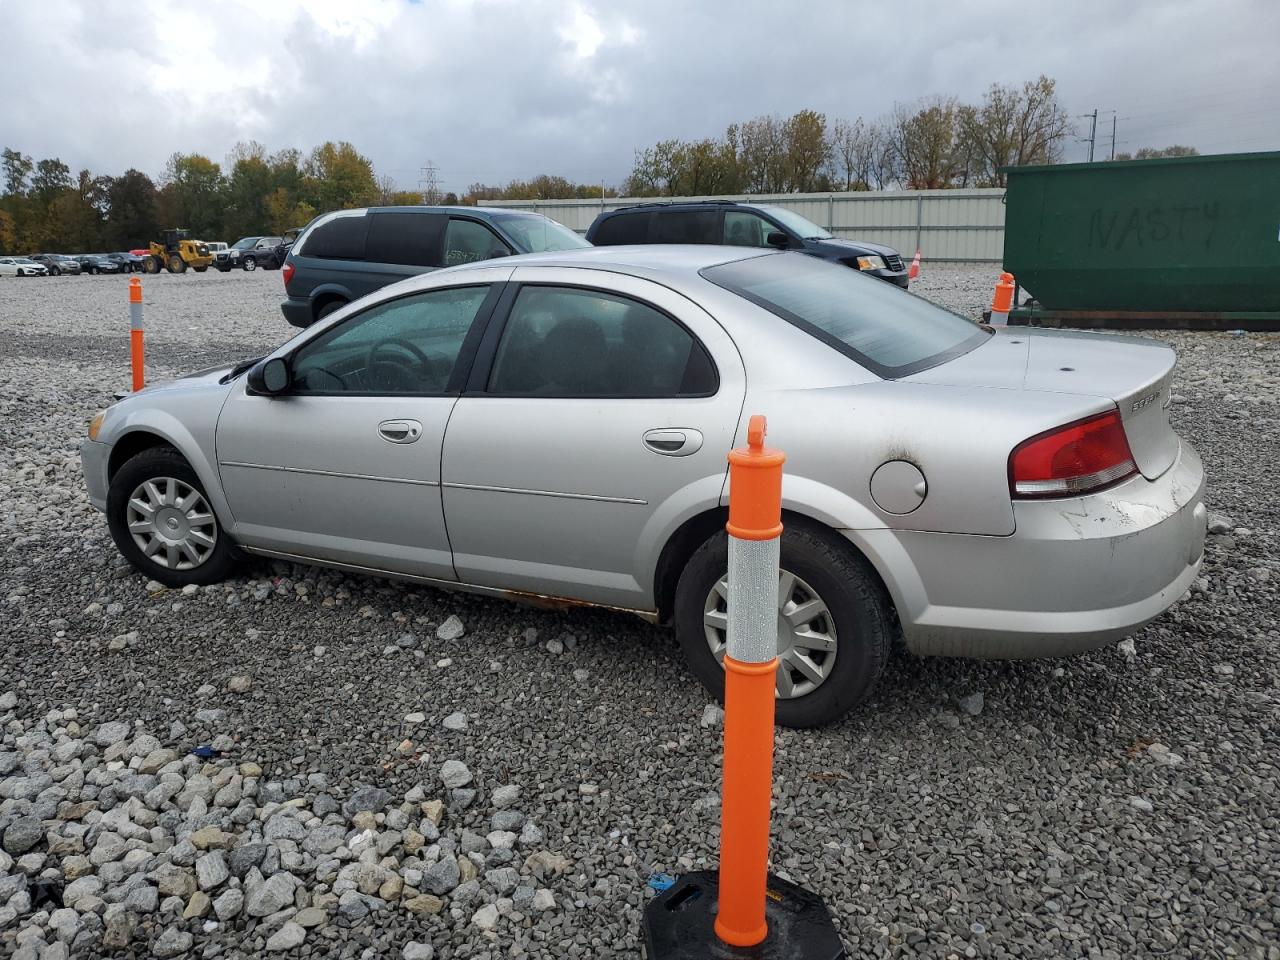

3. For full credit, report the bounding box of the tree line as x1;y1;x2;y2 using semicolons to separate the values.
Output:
0;141;421;255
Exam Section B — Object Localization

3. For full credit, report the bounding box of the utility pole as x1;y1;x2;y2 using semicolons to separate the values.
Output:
418;160;440;205
1110;115;1117;160
1087;109;1098;162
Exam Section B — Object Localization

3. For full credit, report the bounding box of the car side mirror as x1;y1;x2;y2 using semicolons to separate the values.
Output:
766;231;790;249
248;357;291;395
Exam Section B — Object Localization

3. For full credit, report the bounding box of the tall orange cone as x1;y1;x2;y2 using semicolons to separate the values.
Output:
988;271;1015;326
908;248;921;280
642;417;845;960
129;277;145;391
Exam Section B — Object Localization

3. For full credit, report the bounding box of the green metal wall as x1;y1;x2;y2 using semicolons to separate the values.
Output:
1003;151;1280;313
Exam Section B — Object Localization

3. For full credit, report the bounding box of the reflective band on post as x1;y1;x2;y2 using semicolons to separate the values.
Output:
726;536;780;665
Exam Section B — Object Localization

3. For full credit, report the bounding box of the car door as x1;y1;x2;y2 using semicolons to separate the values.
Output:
440;266;746;609
215;274;508;578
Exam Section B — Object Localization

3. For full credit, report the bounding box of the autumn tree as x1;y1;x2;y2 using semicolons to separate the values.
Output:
957;76;1070;186
106;170;159;248
889;96;963;189
1114;145;1200;160
158;153;226;236
303;141;378;213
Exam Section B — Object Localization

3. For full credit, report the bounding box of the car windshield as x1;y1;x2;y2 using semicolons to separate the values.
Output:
756;206;832;240
490;214;589;253
702;252;989;378
15;258;37;264
232;238;259;250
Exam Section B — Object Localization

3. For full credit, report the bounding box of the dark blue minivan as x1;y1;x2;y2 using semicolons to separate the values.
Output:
281;206;589;328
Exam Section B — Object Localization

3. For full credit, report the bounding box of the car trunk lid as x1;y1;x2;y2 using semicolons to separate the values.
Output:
906;328;1179;480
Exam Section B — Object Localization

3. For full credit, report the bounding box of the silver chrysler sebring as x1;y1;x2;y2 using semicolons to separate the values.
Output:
81;246;1206;726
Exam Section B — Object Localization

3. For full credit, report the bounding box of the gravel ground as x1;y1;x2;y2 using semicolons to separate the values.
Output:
1;267;1277;959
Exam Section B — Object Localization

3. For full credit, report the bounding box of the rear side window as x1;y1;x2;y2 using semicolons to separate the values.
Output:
303;215;369;260
592;212;651;245
487;286;717;398
702;253;989;378
365;212;445;267
653;210;720;244
444;219;511;267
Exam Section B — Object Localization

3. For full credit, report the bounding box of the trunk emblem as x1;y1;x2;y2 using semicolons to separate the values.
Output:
1131;392;1159;412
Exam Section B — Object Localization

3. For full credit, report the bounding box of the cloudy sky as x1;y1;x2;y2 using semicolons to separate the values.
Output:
2;0;1277;192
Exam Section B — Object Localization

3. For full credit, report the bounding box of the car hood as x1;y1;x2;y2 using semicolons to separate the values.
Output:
906;327;1179;480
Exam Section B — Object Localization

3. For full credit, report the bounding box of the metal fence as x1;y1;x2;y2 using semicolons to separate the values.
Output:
480;188;1007;262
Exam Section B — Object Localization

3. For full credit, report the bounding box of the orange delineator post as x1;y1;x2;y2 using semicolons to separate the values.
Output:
129;277;145;391
715;414;785;948
989;271;1015;326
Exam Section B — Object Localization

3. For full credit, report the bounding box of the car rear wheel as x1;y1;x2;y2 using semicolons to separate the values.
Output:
315;300;346;322
107;448;239;587
144;257;162;274
673;520;892;728
50;267;60;276
242;257;257;271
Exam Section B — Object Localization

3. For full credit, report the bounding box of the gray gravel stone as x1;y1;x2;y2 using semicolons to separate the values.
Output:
2;815;43;855
436;615;465;640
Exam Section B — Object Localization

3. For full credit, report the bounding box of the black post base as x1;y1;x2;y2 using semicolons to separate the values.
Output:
643;871;846;960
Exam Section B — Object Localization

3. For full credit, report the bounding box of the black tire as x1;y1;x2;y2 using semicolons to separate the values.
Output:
194;266;208;273
50;267;60;276
107;447;240;587
315;300;346;322
673;519;892;728
144;257;162;274
242;257;257;272
168;255;187;274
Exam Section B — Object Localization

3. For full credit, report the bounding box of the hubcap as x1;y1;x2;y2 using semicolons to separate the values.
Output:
703;569;838;699
126;477;217;570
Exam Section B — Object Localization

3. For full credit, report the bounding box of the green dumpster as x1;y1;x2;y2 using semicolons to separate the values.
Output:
1003;150;1280;328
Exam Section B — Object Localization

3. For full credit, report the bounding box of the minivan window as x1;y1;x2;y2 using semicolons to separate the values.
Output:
444;219;510;267
756;206;832;240
489;214;589;253
304;216;370;261
593;211;651;245
653;210;720;244
723;211;777;247
702;253;988;378
365;211;445;267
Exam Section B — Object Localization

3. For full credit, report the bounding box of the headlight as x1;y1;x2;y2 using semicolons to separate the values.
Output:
855;255;886;271
88;411;106;441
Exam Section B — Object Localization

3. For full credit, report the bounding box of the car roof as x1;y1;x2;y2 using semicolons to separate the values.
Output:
604;199;756;215
440;243;773;278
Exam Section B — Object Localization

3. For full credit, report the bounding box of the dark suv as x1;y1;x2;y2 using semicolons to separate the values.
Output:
586;200;909;289
280;206;589;327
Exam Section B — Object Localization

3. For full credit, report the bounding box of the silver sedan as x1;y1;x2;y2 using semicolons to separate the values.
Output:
80;247;1206;726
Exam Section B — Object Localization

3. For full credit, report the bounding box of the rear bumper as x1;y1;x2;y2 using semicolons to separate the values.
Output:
281;297;312;328
856;440;1206;658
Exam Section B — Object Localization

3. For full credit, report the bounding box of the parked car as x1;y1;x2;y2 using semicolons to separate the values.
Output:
0;257;49;277
74;255;124;275
30;254;82;276
587;200;910;288
280;206;589;327
270;228;303;270
218;236;283;272
105;252;147;273
81;247;1206;727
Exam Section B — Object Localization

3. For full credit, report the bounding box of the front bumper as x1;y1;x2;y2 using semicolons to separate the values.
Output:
81;439;110;512
870;268;910;289
858;440;1206;658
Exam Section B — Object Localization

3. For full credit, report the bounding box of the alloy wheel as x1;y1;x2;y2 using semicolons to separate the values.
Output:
125;477;217;570
703;568;838;699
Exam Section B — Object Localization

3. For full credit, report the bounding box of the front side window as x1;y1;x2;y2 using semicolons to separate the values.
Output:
755;205;832;240
290;285;491;394
487;286;716;398
444;219;511;267
723;211;778;247
702;253;988;378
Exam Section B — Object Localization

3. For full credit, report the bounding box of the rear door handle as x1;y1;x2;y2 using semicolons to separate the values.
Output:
378;419;422;444
642;428;703;457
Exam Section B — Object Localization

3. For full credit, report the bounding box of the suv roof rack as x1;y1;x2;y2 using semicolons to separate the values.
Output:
613;199;744;213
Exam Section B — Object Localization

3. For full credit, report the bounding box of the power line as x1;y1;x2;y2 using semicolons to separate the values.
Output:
417;160;441;204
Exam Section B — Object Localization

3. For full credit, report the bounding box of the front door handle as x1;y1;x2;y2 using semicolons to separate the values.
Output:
642;428;703;457
378;419;422;444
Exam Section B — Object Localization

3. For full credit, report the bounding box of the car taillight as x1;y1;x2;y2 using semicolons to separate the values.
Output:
1009;409;1137;498
282;261;294;286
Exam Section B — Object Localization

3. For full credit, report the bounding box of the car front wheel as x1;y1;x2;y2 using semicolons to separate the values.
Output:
674;520;892;728
242;257;257;271
107;448;239;586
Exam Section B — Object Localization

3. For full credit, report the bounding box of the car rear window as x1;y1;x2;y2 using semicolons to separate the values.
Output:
702;252;989;378
365;211;445;267
303;214;369;260
592;212;652;245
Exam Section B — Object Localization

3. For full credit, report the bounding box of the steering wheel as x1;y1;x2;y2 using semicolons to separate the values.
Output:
365;336;440;392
